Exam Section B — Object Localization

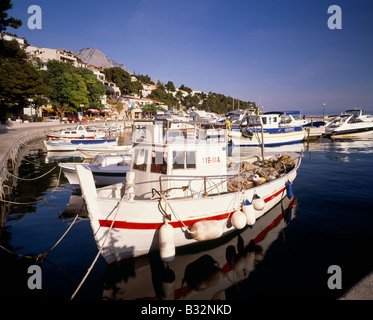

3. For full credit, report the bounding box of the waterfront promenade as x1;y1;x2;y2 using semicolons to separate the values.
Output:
0;120;72;167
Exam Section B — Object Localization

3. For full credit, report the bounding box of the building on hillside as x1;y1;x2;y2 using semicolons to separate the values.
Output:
141;83;157;97
176;88;189;98
87;64;106;81
0;33;27;48
25;46;87;70
104;81;121;97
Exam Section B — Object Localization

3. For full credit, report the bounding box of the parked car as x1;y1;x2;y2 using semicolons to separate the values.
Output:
68;116;78;123
44;116;60;122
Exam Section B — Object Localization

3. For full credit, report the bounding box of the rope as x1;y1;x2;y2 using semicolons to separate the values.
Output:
70;188;128;300
0;166;67;205
1;165;57;181
0;214;79;262
36;214;79;262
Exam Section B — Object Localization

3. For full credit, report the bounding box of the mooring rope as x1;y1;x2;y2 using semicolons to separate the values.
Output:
0;166;68;205
70;186;129;300
0;214;79;262
1;165;57;181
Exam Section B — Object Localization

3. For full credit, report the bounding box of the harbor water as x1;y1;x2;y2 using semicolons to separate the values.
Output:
1;132;373;300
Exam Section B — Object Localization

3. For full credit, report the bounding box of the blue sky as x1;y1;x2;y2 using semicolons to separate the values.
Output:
7;0;373;115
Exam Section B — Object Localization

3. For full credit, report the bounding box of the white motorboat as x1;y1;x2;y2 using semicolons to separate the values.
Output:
324;108;373;138
43;138;118;151
59;153;132;186
46;124;106;140
77;144;133;160
75;121;302;264
229;112;306;146
279;111;310;127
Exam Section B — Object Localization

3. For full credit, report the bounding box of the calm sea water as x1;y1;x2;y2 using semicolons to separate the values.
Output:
1;134;373;300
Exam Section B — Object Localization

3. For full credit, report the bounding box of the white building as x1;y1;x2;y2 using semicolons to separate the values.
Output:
141;83;157;97
25;46;87;70
0;33;26;48
87;64;106;81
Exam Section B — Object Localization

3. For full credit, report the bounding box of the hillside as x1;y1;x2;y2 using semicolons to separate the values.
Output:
71;48;131;73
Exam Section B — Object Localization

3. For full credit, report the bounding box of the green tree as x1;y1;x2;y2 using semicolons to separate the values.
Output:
0;39;50;120
134;73;154;84
41;60;105;113
0;0;22;33
179;84;192;94
104;67;133;95
165;81;175;92
75;68;106;109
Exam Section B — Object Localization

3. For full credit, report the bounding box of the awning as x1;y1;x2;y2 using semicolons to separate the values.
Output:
87;109;100;113
42;107;55;112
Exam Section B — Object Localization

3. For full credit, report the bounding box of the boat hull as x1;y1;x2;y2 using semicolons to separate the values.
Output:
43;139;117;151
60;163;129;186
78;162;300;264
327;127;373;139
229;127;306;146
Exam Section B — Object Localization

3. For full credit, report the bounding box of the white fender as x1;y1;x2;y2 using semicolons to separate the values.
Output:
231;210;246;230
252;195;265;211
242;200;256;225
189;220;223;241
159;221;175;262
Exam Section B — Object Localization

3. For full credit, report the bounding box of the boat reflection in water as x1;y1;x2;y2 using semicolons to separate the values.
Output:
100;195;299;300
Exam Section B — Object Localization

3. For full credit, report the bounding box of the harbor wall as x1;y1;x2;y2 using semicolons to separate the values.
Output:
0;121;74;201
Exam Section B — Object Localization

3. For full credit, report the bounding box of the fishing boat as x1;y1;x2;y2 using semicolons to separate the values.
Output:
59;153;132;186
229;112;306;146
43;138;118;151
324;108;373;138
46;124;106;140
76;121;302;264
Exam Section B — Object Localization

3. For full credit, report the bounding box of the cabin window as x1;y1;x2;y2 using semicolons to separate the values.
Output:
133;149;148;171
172;151;185;169
348;117;363;124
150;150;167;174
186;151;196;168
262;117;267;125
172;151;196;169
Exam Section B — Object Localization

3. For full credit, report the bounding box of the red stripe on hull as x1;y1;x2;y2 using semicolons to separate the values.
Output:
99;211;233;230
98;185;289;230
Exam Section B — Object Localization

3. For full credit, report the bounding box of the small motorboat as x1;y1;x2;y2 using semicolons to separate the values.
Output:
324;108;373;138
43;138;118;151
229;112;306;146
59;153;132;186
46;124;106;140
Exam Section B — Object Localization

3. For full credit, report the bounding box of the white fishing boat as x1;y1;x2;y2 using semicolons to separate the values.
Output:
46;124;106;140
59;153;132;186
43;138;118;151
76;121;302;264
324;108;373;138
229;113;306;146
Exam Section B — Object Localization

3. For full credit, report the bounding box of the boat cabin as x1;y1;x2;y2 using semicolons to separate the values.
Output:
130;121;228;199
241;113;281;129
